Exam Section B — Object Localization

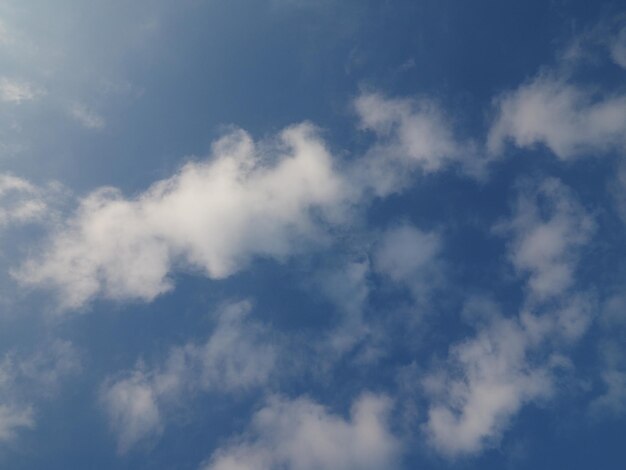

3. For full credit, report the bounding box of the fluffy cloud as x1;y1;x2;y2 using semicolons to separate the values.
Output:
355;93;460;172
422;312;554;457
100;301;276;452
353;92;478;195
488;75;626;159
16;124;347;309
16;91;476;311
488;20;626;160
422;290;594;458
495;178;594;301
203;393;400;470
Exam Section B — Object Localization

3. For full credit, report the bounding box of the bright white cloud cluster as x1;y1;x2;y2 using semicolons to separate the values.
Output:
203;393;400;470
15;92;476;312
495;178;594;301
488;75;626;159
16;124;347;309
100;301;276;452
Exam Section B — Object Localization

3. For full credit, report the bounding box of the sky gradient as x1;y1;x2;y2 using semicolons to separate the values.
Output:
1;1;626;468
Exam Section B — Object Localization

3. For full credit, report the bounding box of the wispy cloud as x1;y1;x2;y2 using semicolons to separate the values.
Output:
495;178;594;301
0;340;80;443
100;301;277;452
373;223;444;304
0;77;41;104
0;174;51;228
69;104;105;130
422;177;596;457
590;294;626;417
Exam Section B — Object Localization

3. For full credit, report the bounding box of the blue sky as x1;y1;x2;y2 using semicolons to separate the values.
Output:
1;1;626;468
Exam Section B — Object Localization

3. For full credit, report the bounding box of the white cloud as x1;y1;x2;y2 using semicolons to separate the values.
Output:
422;311;557;457
203;393;400;470
373;223;443;302
11;89;486;311
418;181;596;459
355;93;460;172
16;123;348;309
100;301;276;452
489;17;626;160
488;75;626;159
422;238;595;458
495;178;594;301
353;92;480;195
0;77;40;103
